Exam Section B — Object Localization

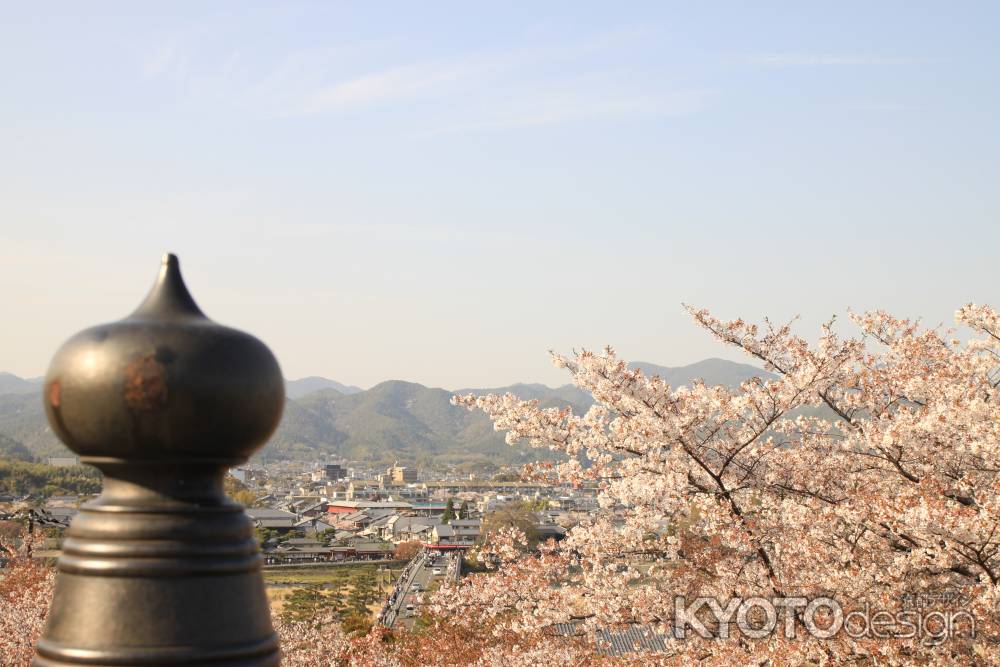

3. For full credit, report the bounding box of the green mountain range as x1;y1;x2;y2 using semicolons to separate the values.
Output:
0;358;772;467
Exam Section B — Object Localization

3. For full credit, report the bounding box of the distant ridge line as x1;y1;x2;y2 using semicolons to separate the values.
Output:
0;358;773;465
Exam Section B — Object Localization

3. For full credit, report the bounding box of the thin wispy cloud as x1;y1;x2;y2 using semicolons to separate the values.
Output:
274;27;659;118
220;51;242;76
140;24;217;82
283;45;565;117
143;42;182;78
294;61;470;116
419;89;712;137
844;102;917;111
744;54;939;67
139;24;705;133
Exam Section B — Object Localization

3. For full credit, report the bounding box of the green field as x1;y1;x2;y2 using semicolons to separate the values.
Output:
265;562;406;633
263;562;402;586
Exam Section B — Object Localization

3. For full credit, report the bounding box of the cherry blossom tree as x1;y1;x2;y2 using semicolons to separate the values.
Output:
275;609;596;666
441;304;1000;665
0;531;54;665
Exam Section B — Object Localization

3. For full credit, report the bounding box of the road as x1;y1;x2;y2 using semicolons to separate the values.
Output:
387;552;454;630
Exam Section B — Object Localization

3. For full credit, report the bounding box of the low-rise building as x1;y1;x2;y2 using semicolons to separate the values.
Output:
353;540;395;561
246;508;298;532
429;519;481;549
47;457;80;467
382;515;443;543
448;519;481;542
264;538;332;564
388;465;417;484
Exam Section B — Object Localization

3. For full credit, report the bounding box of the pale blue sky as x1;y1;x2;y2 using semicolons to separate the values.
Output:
1;2;997;389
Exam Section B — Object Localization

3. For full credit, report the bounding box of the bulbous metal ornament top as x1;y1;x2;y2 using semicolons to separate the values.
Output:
43;253;284;465
33;254;283;667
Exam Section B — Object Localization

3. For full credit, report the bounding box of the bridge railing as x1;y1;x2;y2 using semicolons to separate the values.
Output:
377;548;428;628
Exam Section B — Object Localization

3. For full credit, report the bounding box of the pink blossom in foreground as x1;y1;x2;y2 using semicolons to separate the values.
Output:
442;304;1000;665
0;534;54;666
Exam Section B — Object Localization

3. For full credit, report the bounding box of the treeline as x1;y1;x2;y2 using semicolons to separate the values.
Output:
0;434;34;461
0;460;102;498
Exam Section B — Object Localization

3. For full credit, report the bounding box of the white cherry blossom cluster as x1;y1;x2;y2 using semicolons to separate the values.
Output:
0;533;55;666
440;304;1000;665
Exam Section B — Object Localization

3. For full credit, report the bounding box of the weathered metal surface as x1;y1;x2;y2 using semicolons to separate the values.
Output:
34;254;284;666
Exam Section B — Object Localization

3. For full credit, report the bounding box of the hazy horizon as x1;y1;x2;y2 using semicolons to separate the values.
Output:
2;3;998;388
1;354;767;394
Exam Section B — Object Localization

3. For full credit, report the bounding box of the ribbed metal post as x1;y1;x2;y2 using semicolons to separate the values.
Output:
34;255;284;666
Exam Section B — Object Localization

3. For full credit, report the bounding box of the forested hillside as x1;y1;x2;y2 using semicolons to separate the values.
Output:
0;358;771;466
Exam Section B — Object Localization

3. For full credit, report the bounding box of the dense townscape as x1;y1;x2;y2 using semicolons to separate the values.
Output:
1;459;589;568
0;456;596;660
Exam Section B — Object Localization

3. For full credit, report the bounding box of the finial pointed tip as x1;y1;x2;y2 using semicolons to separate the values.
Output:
132;253;206;320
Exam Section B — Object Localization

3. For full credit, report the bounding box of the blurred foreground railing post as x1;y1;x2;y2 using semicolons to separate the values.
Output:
34;254;284;666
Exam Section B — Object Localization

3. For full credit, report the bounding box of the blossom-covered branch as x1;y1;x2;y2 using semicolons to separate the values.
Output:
443;304;1000;665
